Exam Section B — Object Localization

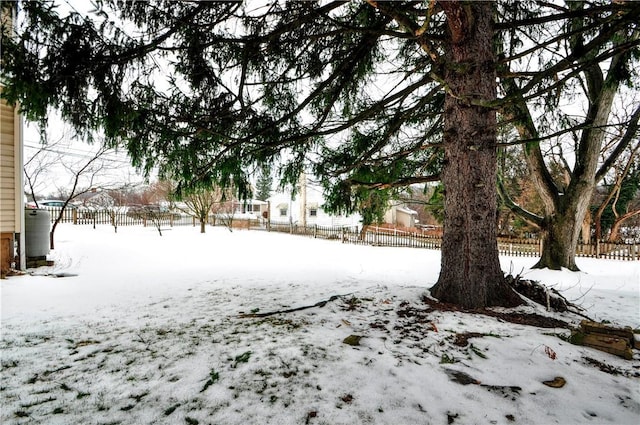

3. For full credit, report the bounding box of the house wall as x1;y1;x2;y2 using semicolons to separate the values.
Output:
383;208;396;225
269;189;361;227
0;89;23;275
396;210;416;228
384;205;418;228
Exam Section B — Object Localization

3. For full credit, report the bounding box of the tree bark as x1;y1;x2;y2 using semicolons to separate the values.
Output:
581;209;591;244
430;1;521;308
536;215;580;270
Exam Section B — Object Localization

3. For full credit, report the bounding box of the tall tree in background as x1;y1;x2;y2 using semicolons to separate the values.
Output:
255;165;272;202
497;3;639;270
176;186;220;234
593;143;640;242
2;1;638;306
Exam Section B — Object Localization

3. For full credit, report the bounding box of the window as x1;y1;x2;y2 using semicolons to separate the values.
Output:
277;203;288;217
308;203;319;217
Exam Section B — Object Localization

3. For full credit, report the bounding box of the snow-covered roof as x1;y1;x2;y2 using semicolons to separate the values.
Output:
396;206;418;215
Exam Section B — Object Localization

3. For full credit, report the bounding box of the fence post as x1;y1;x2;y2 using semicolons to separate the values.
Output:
341;227;345;243
314;224;317;238
538;238;543;256
596;240;600;257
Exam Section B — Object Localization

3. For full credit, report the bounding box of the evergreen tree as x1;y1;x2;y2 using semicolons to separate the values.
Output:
255;165;272;202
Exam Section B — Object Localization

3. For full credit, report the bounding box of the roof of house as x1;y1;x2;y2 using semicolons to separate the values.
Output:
396;206;418;215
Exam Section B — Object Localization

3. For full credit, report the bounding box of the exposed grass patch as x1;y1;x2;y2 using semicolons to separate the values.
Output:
232;351;252;368
130;392;149;403
342;296;362;311
440;353;456;364
73;340;101;348
200;369;220;393
20;396;56;408
43;365;72;376
469;344;488;359
164;403;181;416
1;359;19;368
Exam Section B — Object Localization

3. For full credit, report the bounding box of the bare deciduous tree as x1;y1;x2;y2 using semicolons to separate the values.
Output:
176;186;233;234
23;132;126;248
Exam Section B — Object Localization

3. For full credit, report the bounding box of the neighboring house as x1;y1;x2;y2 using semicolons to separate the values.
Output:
1;5;25;276
232;199;269;218
384;204;419;228
268;179;361;227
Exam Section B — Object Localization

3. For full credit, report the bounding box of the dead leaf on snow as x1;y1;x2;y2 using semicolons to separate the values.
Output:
343;335;362;346
542;376;566;388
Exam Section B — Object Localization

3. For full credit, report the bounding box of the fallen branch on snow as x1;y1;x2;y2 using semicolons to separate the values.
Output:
238;294;350;318
506;274;594;321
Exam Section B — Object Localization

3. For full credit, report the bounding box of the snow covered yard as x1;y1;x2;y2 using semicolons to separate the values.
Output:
1;224;639;425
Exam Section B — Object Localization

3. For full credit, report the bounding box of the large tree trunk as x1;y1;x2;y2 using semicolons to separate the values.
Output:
536;215;581;271
430;1;521;309
534;180;595;271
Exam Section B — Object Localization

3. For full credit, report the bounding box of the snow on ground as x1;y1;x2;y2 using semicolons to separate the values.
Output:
1;224;639;425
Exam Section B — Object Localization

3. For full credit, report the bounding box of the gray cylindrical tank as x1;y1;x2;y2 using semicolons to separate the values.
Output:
25;208;51;258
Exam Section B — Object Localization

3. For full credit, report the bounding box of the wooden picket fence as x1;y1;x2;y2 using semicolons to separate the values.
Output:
267;222;639;261
42;207;196;227
266;221;350;240
40;207;639;261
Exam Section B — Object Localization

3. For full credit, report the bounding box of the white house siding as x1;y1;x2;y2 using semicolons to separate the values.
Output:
0;89;24;274
268;185;361;227
384;205;418;228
